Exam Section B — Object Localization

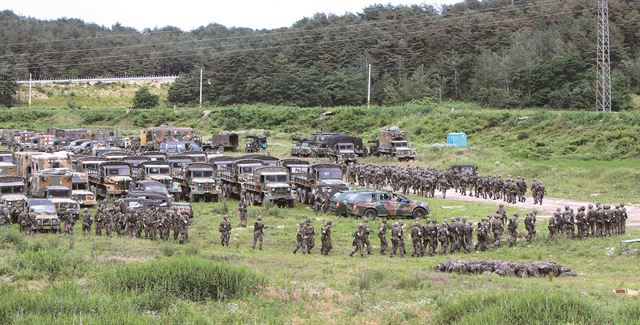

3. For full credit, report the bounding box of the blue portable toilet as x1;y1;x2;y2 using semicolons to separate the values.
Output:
447;132;468;148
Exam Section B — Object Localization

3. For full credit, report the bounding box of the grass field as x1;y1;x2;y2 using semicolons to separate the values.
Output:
1;88;639;323
0;198;638;324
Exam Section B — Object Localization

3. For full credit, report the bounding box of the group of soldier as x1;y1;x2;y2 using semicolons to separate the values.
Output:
287;201;629;258
218;210;267;250
547;203;628;241
347;164;544;205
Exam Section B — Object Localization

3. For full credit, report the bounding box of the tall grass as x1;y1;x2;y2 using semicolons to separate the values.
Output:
435;290;613;325
8;246;88;279
104;257;265;301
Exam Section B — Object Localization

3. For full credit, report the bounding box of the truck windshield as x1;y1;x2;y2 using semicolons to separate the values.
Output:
263;174;288;183
0;185;24;194
147;167;170;174
318;170;343;179
72;183;88;190
31;205;56;214
47;189;70;198
392;142;408;147
106;167;130;176
338;144;354;150
191;170;213;178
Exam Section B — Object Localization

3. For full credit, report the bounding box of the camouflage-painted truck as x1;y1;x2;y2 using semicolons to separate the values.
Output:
368;127;417;161
29;169;80;218
291;163;349;205
219;159;264;199
87;161;132;199
241;166;294;207
139;161;182;199
25;199;60;233
175;162;219;202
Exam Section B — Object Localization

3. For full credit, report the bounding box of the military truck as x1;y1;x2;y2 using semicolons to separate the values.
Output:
175;162;219;202
30;168;73;198
139;127;195;149
278;159;310;180
102;151;129;161
73;156;106;173
14;151;47;180
237;154;279;166
291;163;349;205
166;155;195;178
211;133;239;151
25;199;60;233
290;138;313;157
139;161;182;198
48;128;88;140
44;186;80;220
181;151;208;163
159;141;202;154
322;134;367;158
219;159;263;199
0;176;27;218
327;142;358;164
87;161;132;199
242;166;294;207
209;156;236;173
140;151;167;161
245;135;267;153
122;156;151;179
30;153;73;177
71;172;96;207
369;127;417;161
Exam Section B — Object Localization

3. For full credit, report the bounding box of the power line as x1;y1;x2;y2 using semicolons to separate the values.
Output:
596;0;612;112
5;8;590;73
0;0;565;50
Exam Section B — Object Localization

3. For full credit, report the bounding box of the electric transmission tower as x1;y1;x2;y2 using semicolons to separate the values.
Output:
596;0;612;112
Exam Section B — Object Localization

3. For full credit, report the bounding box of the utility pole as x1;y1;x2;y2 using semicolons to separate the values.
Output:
199;68;203;108
28;73;32;108
596;0;612;112
367;64;372;108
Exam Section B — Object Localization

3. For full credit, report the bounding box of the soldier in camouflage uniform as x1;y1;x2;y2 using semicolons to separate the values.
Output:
389;222;403;257
576;206;587;239
586;204;596;237
238;195;248;227
475;218;489;251
320;221;332;255
359;219;371;255
620;204;628;235
178;212;190;244
252;216;266;250
462;219;473;253
595;203;604;236
410;219;424;257
293;220;305;254
524;209;537;243
350;225;366;257
491;215;504;247
304;219;315;254
81;208;92;236
547;209;560;242
378;219;388;255
425;220;438;256
219;215;232;246
508;214;518;247
437;222;450;254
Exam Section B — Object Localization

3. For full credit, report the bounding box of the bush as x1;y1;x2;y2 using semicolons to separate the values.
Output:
8;247;87;279
0;228;24;247
132;87;159;109
104;257;265;301
435;290;611;325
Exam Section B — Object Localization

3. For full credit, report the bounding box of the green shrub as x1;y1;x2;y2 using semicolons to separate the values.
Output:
133;87;159;109
8;247;87;279
435;290;611;325
104;257;265;301
0;228;24;247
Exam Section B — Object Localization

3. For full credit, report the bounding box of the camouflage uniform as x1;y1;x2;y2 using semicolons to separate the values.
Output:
320;221;332;255
524;210;537;243
81;209;92;235
437;223;449;254
304;220;315;254
293;221;305;254
389;223;404;257
426;220;438;256
491;216;503;247
586;204;596;237
410;220;424;257
508;214;518;247
359;220;371;255
219;215;232;246
350;226;365;257
252;217;265;250
238;197;248;227
378;220;388;255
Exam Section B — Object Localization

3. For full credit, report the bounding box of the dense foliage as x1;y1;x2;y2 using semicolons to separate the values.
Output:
0;70;18;107
1;0;640;109
132;87;159;108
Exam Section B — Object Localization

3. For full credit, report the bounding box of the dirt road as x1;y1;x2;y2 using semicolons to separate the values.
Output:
431;189;640;226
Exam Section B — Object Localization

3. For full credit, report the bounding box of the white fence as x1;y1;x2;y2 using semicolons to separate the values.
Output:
16;75;178;84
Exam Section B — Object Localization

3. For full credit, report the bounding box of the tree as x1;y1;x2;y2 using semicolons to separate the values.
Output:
133;87;159;109
0;71;18;108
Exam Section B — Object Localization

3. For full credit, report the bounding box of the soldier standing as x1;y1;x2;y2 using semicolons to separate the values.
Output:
349;226;365;257
219;215;232;246
496;204;507;224
491;215;504;247
475;219;488;251
410;220;424;257
252;216;266;250
508;214;518;247
547;211;559;242
462;220;473;253
81;208;92;236
576;206;587;239
293;221;305;254
620;204;627;234
238;196;248;227
178;212;190;244
390;222;404;257
359;219;372;255
397;221;406;256
586;204;596;237
304;220;315;254
425;220;438;256
595;203;604;236
524;210;537;243
378;219;388;255
437;222;449;254
320;221;332;255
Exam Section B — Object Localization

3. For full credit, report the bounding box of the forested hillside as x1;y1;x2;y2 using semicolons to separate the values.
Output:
1;0;640;109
